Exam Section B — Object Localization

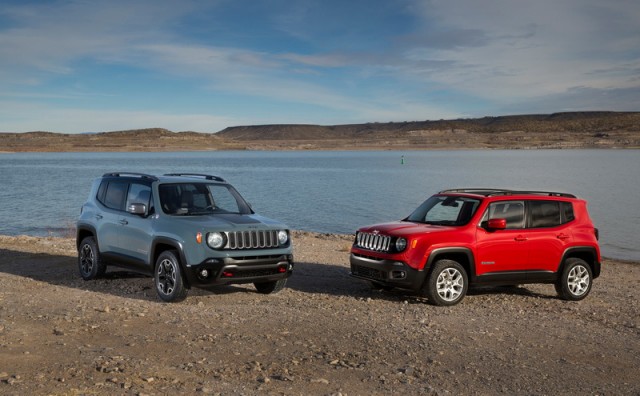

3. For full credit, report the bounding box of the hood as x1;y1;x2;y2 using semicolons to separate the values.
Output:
359;221;457;237
167;213;288;231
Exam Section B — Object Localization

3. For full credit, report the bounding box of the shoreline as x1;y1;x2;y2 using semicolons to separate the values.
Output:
0;232;637;265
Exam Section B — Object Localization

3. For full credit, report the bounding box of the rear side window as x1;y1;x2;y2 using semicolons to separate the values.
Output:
529;200;575;228
561;202;575;222
101;181;128;211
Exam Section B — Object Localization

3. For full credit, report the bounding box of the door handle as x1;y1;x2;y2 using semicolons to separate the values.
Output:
514;235;527;242
95;214;103;220
557;233;570;240
119;219;128;225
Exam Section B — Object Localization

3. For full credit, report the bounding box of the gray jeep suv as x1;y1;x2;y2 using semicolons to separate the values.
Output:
76;172;294;302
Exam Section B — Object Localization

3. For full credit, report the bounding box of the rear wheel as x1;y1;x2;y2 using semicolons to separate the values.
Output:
555;258;592;301
155;250;187;302
423;259;468;306
254;279;287;294
78;236;106;280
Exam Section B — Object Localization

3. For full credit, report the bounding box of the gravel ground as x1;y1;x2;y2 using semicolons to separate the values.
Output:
0;232;638;395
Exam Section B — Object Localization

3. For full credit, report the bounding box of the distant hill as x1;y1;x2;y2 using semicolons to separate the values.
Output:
1;112;639;152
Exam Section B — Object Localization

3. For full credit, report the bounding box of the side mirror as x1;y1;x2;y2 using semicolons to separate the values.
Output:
487;218;507;230
127;203;147;216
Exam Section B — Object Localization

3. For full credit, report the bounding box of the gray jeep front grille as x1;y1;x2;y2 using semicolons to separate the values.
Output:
225;230;279;250
356;232;391;252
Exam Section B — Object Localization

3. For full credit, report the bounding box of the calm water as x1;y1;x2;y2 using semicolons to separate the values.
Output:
0;150;638;261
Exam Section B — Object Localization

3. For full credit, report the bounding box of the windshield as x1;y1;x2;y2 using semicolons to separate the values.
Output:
406;195;481;225
158;183;251;216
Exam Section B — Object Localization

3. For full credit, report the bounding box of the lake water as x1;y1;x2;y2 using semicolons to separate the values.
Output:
0;150;638;261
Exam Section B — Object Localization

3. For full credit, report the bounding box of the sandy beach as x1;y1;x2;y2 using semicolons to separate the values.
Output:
0;231;638;395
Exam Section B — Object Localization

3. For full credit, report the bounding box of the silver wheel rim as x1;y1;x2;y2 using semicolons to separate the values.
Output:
157;258;177;295
436;267;464;302
79;244;94;274
567;265;590;296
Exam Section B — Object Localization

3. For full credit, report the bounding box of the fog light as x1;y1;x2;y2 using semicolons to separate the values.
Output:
200;269;209;277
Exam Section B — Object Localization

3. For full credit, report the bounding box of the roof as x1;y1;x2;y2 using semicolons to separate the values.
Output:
439;188;576;198
102;172;227;183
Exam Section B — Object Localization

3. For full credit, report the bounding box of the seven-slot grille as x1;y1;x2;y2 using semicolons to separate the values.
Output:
225;230;279;250
356;232;391;252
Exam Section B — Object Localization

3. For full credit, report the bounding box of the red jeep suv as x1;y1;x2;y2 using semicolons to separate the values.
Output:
350;189;601;306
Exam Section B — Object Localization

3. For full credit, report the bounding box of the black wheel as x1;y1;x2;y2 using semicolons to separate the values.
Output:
555;258;592;301
78;236;106;280
254;279;287;294
155;250;187;302
423;259;468;306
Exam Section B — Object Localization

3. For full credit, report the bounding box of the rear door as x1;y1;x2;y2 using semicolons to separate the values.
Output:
526;200;573;272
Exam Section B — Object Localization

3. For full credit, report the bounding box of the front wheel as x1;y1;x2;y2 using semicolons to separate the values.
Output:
155;250;187;302
423;259;468;306
555;258;592;301
254;279;287;294
78;236;106;280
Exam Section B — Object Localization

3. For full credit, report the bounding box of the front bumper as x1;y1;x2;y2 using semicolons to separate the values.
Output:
184;254;294;287
350;253;426;291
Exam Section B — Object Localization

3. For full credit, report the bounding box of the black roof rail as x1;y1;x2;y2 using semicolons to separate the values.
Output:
164;173;226;182
439;188;576;198
102;172;158;181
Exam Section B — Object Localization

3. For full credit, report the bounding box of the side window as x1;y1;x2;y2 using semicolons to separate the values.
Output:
529;201;561;228
126;183;152;210
484;201;525;229
561;202;574;223
103;181;128;211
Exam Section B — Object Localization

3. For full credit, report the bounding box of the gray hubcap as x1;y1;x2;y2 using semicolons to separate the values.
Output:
436;268;464;302
567;265;590;296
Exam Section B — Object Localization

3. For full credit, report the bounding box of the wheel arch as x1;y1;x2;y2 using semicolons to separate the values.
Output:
560;247;601;279
76;225;97;251
151;237;191;288
425;247;476;282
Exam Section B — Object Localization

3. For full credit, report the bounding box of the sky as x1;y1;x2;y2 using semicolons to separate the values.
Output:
0;0;639;133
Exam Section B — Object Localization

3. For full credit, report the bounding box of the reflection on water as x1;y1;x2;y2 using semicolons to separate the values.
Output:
0;150;638;261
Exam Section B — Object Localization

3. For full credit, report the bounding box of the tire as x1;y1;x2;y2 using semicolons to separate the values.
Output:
423;259;468;306
254;278;287;294
78;236;106;280
555;258;593;301
155;250;187;302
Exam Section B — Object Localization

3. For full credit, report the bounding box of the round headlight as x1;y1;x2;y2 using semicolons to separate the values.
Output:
278;230;289;245
395;237;407;252
207;232;225;249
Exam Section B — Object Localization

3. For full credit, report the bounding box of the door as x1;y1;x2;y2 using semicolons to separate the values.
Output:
118;183;154;265
475;201;528;275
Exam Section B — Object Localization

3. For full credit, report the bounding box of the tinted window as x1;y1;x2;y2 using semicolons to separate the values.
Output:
561;202;575;223
483;201;525;229
530;201;561;228
103;181;128;211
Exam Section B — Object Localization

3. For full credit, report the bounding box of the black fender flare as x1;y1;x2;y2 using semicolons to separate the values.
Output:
424;247;476;281
76;224;98;251
559;246;601;278
150;237;192;288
